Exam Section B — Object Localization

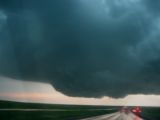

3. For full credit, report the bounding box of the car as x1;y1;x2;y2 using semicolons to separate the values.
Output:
132;107;142;116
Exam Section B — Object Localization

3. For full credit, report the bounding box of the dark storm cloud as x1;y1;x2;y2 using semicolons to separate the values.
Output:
0;0;160;98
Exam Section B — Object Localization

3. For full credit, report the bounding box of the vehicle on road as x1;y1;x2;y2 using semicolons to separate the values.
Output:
132;107;142;116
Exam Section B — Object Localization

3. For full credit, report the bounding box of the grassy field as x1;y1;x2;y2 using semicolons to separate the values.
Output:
0;100;118;120
140;107;160;120
0;100;160;120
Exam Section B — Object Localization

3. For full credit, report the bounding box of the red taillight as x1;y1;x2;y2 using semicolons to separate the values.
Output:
132;107;142;113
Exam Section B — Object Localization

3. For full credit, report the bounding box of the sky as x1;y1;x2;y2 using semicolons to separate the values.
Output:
0;77;160;106
0;0;160;106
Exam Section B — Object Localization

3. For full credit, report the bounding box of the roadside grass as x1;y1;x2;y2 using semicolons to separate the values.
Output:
0;100;118;120
0;100;160;120
141;107;160;120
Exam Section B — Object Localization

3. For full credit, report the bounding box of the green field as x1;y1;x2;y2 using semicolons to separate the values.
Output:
0;100;118;120
0;100;160;120
140;107;160;120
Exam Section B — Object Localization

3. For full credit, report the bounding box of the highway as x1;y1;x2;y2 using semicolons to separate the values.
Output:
81;110;144;120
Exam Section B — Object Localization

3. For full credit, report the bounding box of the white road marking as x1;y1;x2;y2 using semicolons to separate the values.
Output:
82;112;119;120
81;111;144;120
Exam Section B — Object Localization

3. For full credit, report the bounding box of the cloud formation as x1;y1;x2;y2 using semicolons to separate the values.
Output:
0;0;160;98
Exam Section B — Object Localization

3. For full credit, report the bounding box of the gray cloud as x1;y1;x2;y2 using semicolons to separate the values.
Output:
0;0;160;98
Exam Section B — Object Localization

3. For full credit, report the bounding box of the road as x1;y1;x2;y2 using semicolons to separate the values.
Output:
81;111;144;120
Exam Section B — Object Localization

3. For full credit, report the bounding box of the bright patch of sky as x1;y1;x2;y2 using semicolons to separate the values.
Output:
0;77;159;106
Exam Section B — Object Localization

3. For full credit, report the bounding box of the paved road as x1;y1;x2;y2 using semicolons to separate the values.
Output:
81;111;144;120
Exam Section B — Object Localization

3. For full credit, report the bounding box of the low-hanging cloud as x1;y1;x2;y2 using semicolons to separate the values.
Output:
0;0;160;98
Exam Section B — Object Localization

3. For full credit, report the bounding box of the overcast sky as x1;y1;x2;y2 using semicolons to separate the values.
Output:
0;0;160;105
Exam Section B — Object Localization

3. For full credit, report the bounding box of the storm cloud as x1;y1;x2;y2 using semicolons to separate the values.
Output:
0;0;160;98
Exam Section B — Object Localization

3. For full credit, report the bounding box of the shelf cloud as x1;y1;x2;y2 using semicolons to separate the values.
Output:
0;0;160;98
